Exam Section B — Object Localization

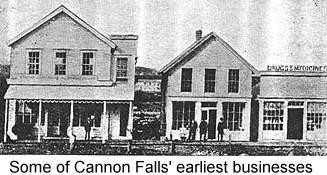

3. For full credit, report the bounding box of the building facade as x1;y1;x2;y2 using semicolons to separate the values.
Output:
258;71;327;141
160;31;258;141
4;5;138;142
135;78;161;92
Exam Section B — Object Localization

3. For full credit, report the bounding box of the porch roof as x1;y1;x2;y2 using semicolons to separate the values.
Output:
4;85;133;101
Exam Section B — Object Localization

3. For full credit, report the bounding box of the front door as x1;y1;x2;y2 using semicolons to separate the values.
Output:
202;109;217;139
287;108;303;140
208;110;217;139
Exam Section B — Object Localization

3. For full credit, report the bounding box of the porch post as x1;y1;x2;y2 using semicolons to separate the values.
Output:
128;101;133;139
4;100;8;143
102;101;106;144
70;101;74;129
37;100;42;142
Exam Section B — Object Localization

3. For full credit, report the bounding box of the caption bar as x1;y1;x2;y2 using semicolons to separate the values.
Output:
6;159;316;174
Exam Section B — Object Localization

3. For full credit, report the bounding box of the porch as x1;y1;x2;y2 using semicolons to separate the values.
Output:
3;99;133;142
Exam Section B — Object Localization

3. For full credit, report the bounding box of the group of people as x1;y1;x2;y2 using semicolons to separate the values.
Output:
186;118;224;141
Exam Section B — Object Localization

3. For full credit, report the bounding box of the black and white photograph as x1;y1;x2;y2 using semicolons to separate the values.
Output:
0;0;327;165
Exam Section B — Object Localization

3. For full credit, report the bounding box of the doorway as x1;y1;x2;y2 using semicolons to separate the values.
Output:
287;108;303;140
46;104;70;137
201;109;217;139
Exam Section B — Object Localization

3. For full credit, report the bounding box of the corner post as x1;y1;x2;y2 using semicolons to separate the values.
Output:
102;101;106;144
37;100;42;142
4;100;8;143
70;101;74;129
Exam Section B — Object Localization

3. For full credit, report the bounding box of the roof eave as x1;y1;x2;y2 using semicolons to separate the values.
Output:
158;32;214;74
8;5;117;48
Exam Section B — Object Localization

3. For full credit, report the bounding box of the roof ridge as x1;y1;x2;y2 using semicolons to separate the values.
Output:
158;32;214;73
8;5;116;48
159;31;258;75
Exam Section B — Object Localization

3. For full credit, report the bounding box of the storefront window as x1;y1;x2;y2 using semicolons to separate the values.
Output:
16;101;39;124
172;101;195;130
307;102;327;131
222;102;245;131
263;102;284;131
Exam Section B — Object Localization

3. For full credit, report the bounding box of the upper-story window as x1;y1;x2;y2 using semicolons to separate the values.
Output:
228;69;239;93
204;69;216;92
116;57;128;82
82;52;94;75
28;51;40;74
181;68;192;92
54;52;66;75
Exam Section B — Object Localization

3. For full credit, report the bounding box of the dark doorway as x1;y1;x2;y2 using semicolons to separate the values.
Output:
46;104;70;137
120;104;130;137
287;108;303;140
207;110;217;139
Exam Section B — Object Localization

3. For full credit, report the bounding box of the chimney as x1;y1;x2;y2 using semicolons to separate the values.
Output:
196;30;202;40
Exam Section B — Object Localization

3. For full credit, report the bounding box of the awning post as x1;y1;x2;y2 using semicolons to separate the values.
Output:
102;101;106;144
4;100;8;143
70;101;74;128
37;100;42;142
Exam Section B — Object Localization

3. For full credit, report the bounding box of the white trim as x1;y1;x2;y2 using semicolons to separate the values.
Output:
4;100;8;142
102;101;106;143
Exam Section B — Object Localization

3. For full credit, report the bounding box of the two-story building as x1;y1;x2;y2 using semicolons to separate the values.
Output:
159;30;258;141
3;5;138;142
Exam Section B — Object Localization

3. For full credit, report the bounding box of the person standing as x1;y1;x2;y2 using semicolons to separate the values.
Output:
199;119;208;141
188;119;198;141
217;118;224;141
84;116;93;140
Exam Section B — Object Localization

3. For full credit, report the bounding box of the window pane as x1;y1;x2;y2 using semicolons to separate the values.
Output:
116;58;128;82
205;69;216;92
222;102;245;131
228;69;239;93
82;52;94;75
263;102;284;131
181;68;192;92
55;52;66;75
172;101;195;130
28;51;40;75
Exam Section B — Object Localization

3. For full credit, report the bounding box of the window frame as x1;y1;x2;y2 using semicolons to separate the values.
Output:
263;101;284;131
54;51;67;75
307;102;327;131
228;69;240;93
204;68;216;93
116;57;128;82
16;101;39;124
81;51;95;76
222;102;245;131
26;50;42;75
172;101;195;130
181;68;193;92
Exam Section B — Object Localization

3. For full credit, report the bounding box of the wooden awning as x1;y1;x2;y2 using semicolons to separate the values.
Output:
5;85;133;101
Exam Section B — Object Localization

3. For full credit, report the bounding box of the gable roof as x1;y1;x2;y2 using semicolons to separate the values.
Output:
8;5;117;48
159;32;258;75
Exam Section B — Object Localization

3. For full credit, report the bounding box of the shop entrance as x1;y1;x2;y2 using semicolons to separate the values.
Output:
287;108;303;140
202;109;217;139
46;104;70;138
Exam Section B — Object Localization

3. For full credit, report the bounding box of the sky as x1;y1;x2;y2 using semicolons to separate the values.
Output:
1;0;327;71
